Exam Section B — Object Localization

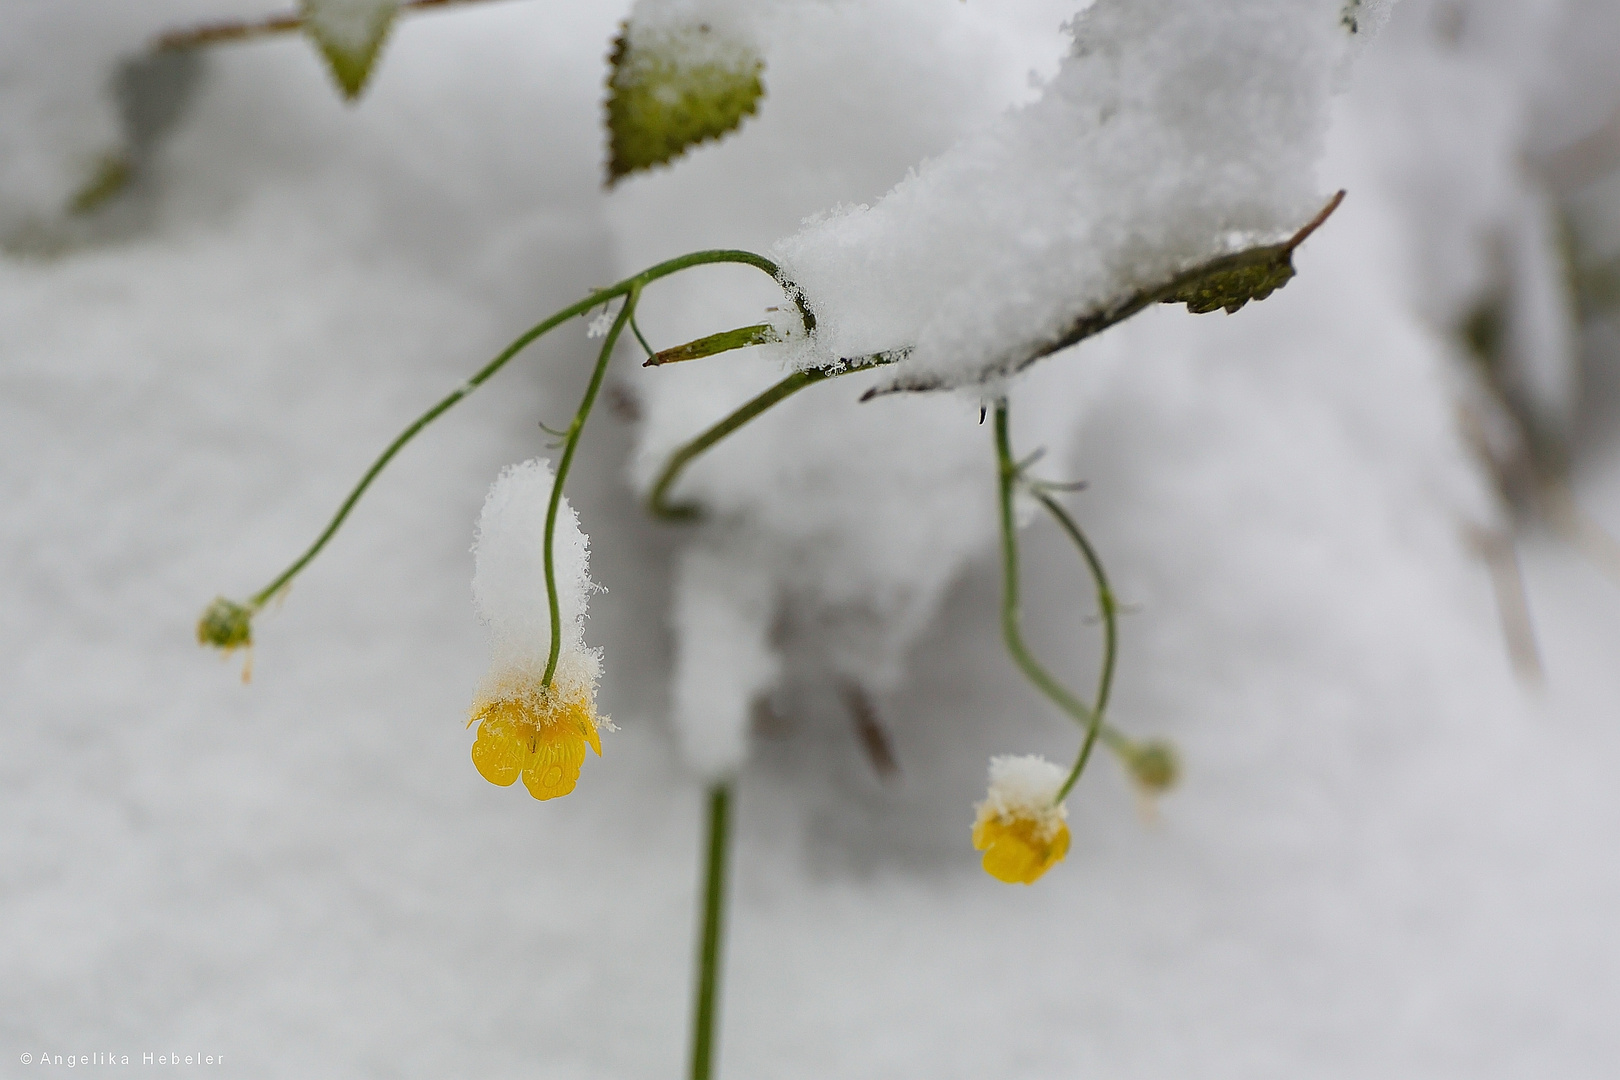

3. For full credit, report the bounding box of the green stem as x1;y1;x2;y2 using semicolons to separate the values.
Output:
1036;491;1119;803
241;249;801;610
647;353;899;522
649;368;832;521
629;309;658;361
542;285;636;688
992;401;1120;803
690;783;733;1080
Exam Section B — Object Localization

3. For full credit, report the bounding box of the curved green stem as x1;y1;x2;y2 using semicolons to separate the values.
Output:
648;368;833;520
542;284;636;687
689;783;733;1080
992;401;1122;803
1036;491;1120;803
629;309;657;361
647;354;898;521
238;249;801;612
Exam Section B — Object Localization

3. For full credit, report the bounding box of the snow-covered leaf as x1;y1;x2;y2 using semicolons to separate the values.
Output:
302;0;400;101
604;21;763;185
860;191;1347;397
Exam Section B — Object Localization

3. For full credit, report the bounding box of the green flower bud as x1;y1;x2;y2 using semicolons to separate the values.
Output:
197;597;254;651
1127;739;1180;794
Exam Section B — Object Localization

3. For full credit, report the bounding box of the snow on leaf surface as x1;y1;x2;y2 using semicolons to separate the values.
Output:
774;0;1357;394
604;19;764;185
302;0;401;101
860;192;1347;397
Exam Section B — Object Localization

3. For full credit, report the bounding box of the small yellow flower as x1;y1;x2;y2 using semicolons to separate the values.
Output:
469;684;603;801
971;754;1071;885
972;808;1071;884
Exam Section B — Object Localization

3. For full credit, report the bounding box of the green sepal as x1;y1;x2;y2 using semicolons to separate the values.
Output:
604;22;764;185
647;323;780;367
302;0;400;101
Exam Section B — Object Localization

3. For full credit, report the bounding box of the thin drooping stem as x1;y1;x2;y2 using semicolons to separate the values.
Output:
690;783;733;1080
1036;491;1121;803
236;249;800;612
247;287;612;608
994;402;1099;728
993;401;1125;802
629;310;658;362
542;285;636;687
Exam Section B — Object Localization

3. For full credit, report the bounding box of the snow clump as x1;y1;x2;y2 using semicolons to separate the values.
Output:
774;0;1383;390
470;458;602;710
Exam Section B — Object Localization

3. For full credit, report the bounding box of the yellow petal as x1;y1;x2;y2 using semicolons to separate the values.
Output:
972;815;1070;885
521;724;588;801
470;708;526;787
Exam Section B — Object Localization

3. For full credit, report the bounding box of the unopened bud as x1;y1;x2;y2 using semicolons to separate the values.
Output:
197;597;253;651
1127;739;1179;794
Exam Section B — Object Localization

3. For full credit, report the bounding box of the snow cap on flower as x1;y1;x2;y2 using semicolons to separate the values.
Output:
972;754;1071;884
468;459;606;801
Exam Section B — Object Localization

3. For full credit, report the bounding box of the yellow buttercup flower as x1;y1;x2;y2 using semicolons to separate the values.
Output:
971;754;1071;885
972;810;1071;884
469;683;602;800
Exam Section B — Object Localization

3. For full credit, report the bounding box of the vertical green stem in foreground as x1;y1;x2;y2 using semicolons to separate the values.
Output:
540;283;637;688
690;783;733;1080
993;401;1122;803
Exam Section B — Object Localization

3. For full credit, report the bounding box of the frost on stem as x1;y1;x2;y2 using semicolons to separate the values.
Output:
972;755;1072;885
468;459;607;800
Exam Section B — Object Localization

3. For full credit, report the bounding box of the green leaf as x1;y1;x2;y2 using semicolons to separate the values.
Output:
1160;256;1295;315
302;0;400;101
604;21;764;185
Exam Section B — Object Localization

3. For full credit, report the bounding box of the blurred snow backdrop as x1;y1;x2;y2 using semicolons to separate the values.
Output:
5;0;1620;1076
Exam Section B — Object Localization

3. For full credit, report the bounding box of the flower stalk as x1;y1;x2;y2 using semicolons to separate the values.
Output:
541;284;635;687
199;249;806;651
646;353;896;521
690;783;733;1080
992;400;1142;802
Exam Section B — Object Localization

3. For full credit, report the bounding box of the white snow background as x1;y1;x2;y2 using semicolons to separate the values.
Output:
4;0;1620;1076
